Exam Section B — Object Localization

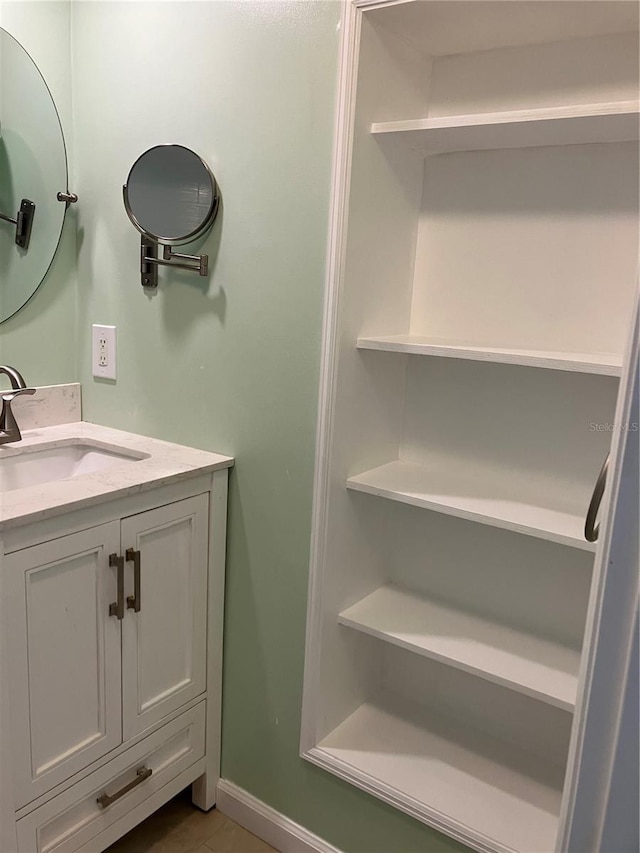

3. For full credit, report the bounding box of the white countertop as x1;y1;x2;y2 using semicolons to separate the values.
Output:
0;421;234;531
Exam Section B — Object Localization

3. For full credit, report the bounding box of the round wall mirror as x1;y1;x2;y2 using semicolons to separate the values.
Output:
123;145;219;246
0;27;70;323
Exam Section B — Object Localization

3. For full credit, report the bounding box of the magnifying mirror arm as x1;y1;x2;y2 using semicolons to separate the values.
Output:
140;237;208;288
161;245;208;274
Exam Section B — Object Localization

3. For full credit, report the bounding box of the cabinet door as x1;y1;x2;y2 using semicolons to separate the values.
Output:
121;494;209;740
4;523;123;806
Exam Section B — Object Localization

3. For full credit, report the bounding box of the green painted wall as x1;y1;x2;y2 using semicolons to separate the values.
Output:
4;3;466;850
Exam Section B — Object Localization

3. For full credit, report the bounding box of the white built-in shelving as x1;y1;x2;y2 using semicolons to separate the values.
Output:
347;459;595;552
357;336;623;377
338;585;580;710
371;101;639;155
301;2;639;851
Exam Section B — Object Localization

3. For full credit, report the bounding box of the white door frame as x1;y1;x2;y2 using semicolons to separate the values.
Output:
558;288;639;851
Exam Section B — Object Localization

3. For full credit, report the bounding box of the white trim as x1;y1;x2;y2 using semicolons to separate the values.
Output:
557;286;640;850
303;747;504;853
192;468;229;811
0;548;18;853
299;0;361;754
215;779;342;853
353;0;412;9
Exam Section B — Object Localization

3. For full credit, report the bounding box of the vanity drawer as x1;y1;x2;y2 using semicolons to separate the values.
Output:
16;702;205;853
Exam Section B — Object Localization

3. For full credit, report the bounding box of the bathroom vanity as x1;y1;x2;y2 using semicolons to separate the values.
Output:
0;394;233;853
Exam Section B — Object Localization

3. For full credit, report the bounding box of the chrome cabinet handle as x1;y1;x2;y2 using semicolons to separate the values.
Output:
96;766;152;809
126;548;141;612
108;553;125;620
585;453;610;543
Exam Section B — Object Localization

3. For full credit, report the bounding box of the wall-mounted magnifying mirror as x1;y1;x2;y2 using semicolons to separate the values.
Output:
123;145;219;288
0;27;76;323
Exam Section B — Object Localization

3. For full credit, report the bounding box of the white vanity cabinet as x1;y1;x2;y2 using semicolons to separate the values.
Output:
5;521;124;807
120;495;209;741
0;442;231;853
6;493;209;808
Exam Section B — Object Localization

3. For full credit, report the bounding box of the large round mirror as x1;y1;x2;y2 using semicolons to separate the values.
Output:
123;145;219;246
0;27;69;323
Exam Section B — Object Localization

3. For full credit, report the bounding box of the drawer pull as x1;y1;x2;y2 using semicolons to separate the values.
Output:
108;554;125;620
126;548;142;612
96;766;152;808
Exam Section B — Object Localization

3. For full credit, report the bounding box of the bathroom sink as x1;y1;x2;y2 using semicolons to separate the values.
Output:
0;443;143;493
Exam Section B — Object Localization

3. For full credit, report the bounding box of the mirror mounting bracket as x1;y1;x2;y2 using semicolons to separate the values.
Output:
0;199;36;250
140;236;158;288
57;191;78;207
139;237;209;288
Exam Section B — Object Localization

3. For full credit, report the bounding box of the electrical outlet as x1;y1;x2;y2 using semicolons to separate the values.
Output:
92;324;117;380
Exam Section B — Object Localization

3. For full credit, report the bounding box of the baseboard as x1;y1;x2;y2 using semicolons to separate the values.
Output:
215;779;342;853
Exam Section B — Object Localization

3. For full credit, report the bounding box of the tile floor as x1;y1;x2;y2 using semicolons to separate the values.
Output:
107;788;277;853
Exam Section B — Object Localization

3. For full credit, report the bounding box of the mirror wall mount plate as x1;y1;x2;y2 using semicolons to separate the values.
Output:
0;27;77;322
0;199;36;251
122;144;220;288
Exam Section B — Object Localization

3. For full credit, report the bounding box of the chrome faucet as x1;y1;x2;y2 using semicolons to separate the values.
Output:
0;366;36;445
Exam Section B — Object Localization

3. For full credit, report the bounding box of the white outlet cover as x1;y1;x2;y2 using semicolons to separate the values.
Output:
92;324;117;380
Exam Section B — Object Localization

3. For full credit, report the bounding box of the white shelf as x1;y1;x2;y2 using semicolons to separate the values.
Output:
314;694;564;853
339;585;579;711
357;335;623;377
347;460;595;552
371;101;640;154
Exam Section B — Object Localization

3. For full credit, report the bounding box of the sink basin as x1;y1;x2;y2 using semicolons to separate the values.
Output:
0;443;144;493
